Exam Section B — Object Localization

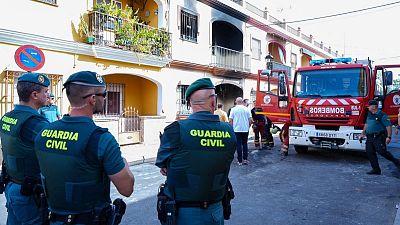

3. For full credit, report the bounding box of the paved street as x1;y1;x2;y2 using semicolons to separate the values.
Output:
1;135;400;225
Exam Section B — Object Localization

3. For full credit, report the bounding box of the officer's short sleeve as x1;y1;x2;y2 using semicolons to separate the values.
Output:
155;121;181;168
381;113;392;127
97;132;125;175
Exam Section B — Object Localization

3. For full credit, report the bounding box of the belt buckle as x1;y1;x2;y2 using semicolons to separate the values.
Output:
201;202;208;209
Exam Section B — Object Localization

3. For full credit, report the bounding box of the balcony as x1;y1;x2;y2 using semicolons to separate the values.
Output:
210;46;250;72
87;11;171;58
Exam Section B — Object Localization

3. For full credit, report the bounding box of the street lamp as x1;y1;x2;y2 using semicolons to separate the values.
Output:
265;53;274;70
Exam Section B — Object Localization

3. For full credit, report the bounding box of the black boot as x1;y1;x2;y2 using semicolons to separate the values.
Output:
366;169;381;175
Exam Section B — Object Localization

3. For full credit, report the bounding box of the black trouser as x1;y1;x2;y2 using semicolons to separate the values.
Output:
265;125;274;147
366;133;399;171
235;132;249;163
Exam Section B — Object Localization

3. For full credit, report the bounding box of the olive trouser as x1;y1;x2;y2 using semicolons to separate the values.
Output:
366;133;399;171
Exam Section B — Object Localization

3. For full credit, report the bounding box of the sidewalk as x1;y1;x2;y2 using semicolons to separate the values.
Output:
120;143;159;165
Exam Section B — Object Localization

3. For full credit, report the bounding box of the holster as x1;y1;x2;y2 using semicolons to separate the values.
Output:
222;179;234;220
106;198;126;225
157;183;177;225
0;161;9;194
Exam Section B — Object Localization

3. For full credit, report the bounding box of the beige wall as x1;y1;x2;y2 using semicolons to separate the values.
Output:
105;74;158;116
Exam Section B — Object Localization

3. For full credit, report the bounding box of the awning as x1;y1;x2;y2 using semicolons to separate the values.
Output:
300;48;316;58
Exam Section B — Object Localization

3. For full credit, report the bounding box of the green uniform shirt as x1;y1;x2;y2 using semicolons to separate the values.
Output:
366;110;391;134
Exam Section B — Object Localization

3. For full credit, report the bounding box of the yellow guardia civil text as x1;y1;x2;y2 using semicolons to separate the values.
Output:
1;116;18;132
41;129;79;151
190;129;231;147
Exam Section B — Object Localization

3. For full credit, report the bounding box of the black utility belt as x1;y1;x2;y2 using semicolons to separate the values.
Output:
177;200;220;209
366;132;386;138
49;211;95;224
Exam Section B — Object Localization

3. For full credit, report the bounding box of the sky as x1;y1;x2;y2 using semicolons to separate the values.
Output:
257;0;400;64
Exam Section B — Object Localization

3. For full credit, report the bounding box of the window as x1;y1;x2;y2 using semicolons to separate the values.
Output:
375;70;384;96
32;0;57;6
103;83;124;115
294;68;367;97
96;0;122;8
1;71;63;116
180;10;198;42
290;53;297;68
386;68;400;95
251;38;261;60
176;85;191;115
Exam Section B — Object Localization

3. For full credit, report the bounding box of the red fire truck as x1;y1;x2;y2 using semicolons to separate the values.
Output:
256;58;400;153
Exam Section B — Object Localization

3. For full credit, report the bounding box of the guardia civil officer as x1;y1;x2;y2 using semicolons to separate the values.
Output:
156;78;236;225
34;71;134;224
0;73;50;224
360;100;400;175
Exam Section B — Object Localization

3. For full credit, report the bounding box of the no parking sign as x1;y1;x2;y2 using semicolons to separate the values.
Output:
14;45;45;71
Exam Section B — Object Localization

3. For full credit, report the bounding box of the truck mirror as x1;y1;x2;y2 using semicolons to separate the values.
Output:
279;74;287;95
385;71;393;85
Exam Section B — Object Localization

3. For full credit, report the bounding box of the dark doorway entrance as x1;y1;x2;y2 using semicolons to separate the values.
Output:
215;83;243;112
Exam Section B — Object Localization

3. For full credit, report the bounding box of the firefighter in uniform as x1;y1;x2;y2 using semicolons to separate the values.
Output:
279;122;290;157
0;72;50;225
155;78;236;225
34;71;134;224
361;100;400;175
265;117;274;148
251;106;267;149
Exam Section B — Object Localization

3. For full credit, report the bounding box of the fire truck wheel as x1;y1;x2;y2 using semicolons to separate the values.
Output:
294;145;308;154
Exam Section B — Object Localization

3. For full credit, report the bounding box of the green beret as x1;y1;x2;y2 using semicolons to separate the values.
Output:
18;73;50;87
64;71;106;87
185;78;215;100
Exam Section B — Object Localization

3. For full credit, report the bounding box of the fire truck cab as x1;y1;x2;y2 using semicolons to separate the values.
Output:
256;58;400;153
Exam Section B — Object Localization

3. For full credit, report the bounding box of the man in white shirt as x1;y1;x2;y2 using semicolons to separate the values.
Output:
229;97;253;165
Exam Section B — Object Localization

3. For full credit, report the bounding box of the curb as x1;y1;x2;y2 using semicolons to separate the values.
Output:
128;157;156;166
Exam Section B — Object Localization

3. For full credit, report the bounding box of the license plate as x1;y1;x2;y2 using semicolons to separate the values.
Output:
315;132;337;138
320;141;332;149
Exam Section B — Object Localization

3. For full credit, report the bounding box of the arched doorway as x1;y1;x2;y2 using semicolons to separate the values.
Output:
268;42;286;64
301;54;312;67
215;83;243;112
104;74;158;116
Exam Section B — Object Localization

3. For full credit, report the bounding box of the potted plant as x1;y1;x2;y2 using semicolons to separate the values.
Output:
78;15;95;44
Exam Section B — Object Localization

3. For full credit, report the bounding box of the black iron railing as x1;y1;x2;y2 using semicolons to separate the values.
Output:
88;11;171;58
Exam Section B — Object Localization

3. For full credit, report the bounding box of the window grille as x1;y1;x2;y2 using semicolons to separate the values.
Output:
180;10;198;42
176;85;191;115
0;71;63;116
103;83;125;116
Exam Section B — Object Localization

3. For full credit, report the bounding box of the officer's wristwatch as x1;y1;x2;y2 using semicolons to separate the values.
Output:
388;136;392;139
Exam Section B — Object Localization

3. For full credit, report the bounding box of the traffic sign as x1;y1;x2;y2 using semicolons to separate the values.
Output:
14;45;45;71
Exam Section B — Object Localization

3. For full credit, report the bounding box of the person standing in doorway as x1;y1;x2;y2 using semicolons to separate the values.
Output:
227;101;236;118
214;103;229;122
229;97;252;165
38;93;61;122
360;100;400;175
